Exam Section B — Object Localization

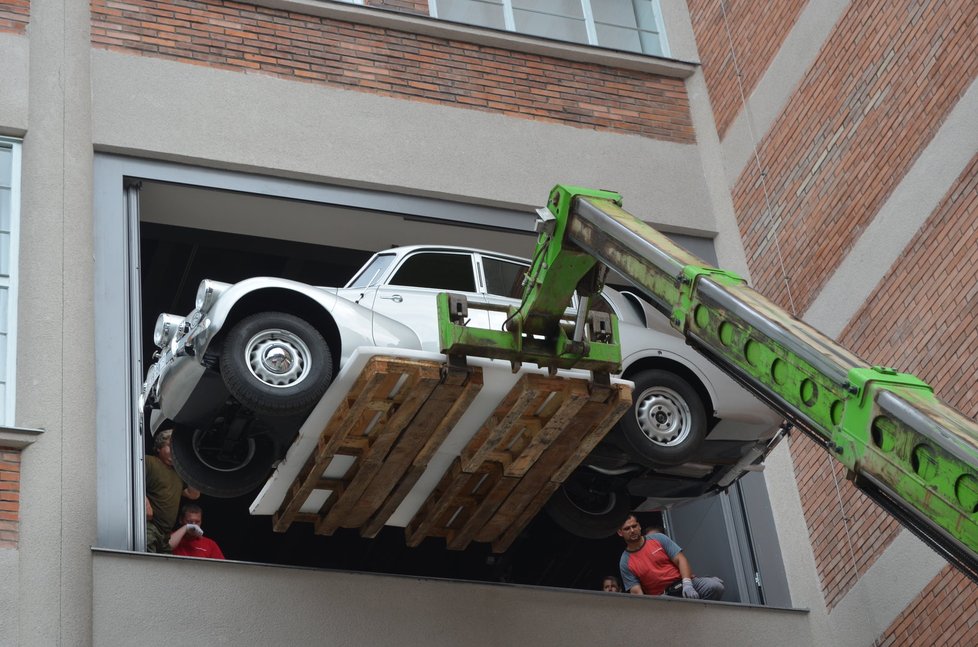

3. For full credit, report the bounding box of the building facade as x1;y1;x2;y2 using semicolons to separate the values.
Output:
0;0;975;645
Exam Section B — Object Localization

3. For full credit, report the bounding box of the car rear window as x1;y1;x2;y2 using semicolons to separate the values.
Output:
389;252;476;292
482;256;528;300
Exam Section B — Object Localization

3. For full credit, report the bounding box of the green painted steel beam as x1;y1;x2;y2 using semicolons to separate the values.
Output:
551;184;978;578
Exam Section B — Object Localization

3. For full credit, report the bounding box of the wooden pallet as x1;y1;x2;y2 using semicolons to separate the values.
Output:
272;356;631;553
404;373;631;552
272;356;483;535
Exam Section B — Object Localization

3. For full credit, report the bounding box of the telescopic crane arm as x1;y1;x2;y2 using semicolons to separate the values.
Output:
543;184;978;582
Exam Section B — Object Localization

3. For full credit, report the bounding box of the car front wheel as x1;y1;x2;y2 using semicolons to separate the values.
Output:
170;424;276;498
618;369;707;466
545;470;632;539
220;311;333;417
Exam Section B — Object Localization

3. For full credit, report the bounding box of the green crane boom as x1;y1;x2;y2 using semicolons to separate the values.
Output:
557;184;978;581
438;184;978;581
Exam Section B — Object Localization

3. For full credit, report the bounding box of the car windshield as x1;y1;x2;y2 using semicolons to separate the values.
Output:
346;253;396;289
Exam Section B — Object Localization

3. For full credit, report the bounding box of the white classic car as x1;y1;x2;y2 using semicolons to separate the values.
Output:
141;245;781;537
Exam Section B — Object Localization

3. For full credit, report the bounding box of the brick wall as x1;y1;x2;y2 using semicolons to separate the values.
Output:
730;0;977;314
790;154;978;609
788;435;902;610
687;0;805;139
840;154;978;417
0;448;20;548
877;565;978;647
89;0;694;143
0;0;29;34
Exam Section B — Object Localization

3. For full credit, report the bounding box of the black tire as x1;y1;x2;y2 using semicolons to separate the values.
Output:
545;472;633;539
170;425;276;498
618;369;707;466
220;312;333;416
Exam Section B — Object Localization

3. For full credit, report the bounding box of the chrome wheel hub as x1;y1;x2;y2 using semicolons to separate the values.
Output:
245;328;311;388
635;386;691;447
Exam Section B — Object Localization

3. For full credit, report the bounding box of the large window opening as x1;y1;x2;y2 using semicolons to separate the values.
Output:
95;157;789;606
0;138;20;425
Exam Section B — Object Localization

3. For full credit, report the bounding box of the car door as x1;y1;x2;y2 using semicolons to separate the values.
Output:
365;250;490;352
480;253;579;333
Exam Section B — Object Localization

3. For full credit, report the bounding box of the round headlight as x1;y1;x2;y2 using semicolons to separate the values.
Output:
195;279;229;311
153;313;184;349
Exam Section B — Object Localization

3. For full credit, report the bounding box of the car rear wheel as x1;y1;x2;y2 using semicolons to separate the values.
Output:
170;424;275;498
618;369;707;466
220;312;333;416
545;470;632;539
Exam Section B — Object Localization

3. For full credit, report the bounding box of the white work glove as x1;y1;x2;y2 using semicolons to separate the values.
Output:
186;523;204;538
681;578;699;599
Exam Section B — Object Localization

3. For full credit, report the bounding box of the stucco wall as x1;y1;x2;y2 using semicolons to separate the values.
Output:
93;550;811;647
0;32;28;136
91;48;718;235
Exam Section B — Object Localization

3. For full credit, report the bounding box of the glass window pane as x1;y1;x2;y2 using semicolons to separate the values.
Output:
346;253;396;289
0;187;10;232
512;0;581;16
482;257;528;300
637;29;663;56
0;232;10;278
595;23;643;53
0;233;9;278
389;252;476;292
0;288;8;330
592;0;639;27
0;332;7;381
0;148;10;189
514;9;587;44
437;0;505;30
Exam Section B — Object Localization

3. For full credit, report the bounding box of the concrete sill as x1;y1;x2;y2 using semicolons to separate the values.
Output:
0;425;43;449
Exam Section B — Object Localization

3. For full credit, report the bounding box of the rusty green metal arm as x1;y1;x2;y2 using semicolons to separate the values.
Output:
548;184;978;580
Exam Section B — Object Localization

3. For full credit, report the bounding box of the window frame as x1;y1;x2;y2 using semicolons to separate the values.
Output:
0;137;20;426
426;0;670;57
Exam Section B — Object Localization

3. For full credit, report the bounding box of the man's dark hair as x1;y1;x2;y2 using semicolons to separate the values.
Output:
619;512;639;529
180;503;203;519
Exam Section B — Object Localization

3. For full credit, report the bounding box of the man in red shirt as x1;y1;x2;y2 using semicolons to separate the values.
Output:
617;514;723;600
169;503;225;560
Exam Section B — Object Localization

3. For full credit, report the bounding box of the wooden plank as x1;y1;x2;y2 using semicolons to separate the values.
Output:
315;369;443;535
405;458;469;547
352;370;484;532
273;357;440;533
551;384;632;483
473;383;632;547
459;376;540;472
445;472;517;551
502;384;590;477
492;481;560;552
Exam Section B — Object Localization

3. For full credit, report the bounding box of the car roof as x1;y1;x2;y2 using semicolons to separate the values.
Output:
371;244;531;266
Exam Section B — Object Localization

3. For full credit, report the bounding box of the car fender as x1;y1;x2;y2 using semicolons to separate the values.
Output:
195;277;422;366
620;345;722;416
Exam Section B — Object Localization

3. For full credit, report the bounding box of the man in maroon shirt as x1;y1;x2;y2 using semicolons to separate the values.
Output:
617;514;723;600
169;503;225;560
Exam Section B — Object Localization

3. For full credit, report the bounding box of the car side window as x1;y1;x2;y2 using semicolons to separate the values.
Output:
388;252;476;292
482;257;528;300
347;253;396;289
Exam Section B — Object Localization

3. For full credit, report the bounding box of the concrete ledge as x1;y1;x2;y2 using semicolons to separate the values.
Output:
255;0;697;77
93;549;810;646
0;425;43;449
